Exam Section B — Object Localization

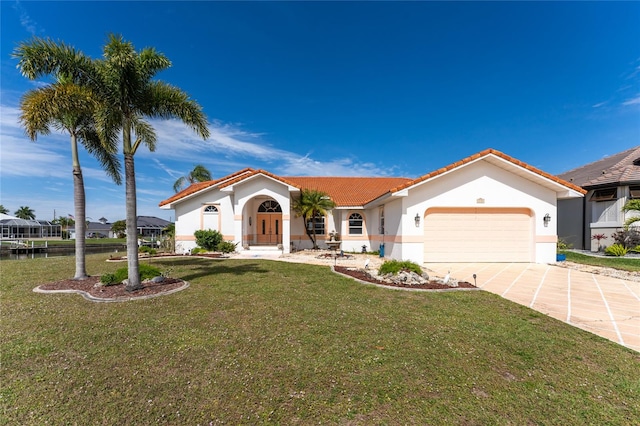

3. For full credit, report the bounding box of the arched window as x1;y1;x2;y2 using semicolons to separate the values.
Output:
258;200;282;212
204;205;219;213
348;213;363;235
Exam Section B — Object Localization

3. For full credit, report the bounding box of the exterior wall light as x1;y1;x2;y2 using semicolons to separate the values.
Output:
249;216;252;226
543;213;551;227
415;213;421;227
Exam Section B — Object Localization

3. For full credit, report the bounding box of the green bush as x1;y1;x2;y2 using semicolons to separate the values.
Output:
100;264;162;286
194;229;223;251
217;241;237;254
631;245;640;253
138;245;157;255
378;259;423;275
604;244;628;257
191;247;207;255
557;239;573;250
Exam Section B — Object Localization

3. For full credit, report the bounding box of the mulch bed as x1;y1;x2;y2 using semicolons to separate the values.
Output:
334;266;477;290
36;276;186;300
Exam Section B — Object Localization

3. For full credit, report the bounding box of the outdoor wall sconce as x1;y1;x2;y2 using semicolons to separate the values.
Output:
543;213;551;227
415;213;421;227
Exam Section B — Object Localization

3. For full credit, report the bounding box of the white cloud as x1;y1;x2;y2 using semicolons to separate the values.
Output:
12;0;41;35
622;95;640;106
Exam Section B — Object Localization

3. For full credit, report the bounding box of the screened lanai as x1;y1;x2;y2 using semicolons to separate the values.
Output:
0;218;62;239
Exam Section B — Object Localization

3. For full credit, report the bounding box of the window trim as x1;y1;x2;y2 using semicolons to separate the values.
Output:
348;212;364;235
629;185;640;200
203;205;219;213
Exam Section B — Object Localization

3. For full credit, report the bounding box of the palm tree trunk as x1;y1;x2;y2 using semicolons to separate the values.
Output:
70;133;88;280
124;152;141;291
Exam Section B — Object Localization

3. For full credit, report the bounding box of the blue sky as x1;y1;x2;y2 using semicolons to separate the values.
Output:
1;1;639;223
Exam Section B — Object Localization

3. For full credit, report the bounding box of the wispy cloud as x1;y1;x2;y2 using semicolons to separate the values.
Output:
622;94;640;106
12;0;41;36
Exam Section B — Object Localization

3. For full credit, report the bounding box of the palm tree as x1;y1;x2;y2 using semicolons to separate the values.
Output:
95;34;209;291
292;189;336;249
0;205;9;214
14;206;36;220
13;37;122;280
622;199;640;229
173;164;212;192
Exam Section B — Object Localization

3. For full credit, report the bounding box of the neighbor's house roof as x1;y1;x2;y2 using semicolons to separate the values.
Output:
136;216;171;229
557;146;640;189
159;148;585;209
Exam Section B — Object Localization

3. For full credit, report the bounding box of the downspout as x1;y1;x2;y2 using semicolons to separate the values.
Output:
582;195;586;250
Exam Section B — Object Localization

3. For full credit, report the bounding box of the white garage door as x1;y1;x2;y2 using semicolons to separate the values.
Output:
424;207;533;262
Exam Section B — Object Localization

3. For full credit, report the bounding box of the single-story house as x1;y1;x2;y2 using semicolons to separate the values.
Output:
557;146;640;251
159;149;585;264
0;213;62;239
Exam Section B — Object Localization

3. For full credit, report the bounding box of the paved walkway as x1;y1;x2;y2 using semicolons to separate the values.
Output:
424;263;640;353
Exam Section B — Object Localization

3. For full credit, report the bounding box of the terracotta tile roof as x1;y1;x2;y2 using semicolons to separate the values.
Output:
557;146;640;189
390;148;586;194
160;148;585;208
285;176;412;206
158;168;254;207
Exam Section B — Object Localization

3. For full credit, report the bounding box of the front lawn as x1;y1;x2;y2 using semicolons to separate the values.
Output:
561;250;640;272
1;255;638;424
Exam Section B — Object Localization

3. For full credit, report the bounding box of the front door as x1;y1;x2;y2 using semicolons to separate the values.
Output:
256;213;281;244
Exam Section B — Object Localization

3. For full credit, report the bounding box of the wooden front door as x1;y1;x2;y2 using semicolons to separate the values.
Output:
256;213;281;244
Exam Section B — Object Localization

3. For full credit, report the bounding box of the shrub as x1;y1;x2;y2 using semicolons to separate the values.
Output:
100;264;162;286
194;229;223;251
138;245;157;255
604;244;628;257
631;245;640;253
557;239;572;250
378;260;423;276
191;247;207;254
611;228;640;249
217;241;237;254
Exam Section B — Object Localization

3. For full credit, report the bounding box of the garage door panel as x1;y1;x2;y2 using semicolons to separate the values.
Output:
424;208;532;262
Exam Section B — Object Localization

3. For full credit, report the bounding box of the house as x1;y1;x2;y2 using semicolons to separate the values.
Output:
557;146;640;251
0;213;62;239
136;216;171;239
86;217;113;238
159;149;585;264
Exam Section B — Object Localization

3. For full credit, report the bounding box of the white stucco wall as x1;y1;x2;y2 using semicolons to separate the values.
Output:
397;160;558;264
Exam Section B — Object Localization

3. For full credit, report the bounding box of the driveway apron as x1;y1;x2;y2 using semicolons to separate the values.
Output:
424;262;640;353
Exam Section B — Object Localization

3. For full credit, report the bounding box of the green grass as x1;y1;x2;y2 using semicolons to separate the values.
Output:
561;250;640;272
2;255;638;425
44;238;126;246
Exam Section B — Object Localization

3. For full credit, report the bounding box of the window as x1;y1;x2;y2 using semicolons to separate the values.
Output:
590;188;617;202
593;201;619;223
308;214;325;235
379;207;385;234
258;200;282;212
630;186;640;200
349;213;363;235
204;205;218;213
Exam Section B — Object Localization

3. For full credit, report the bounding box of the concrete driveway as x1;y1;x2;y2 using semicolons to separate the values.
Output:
424;262;640;353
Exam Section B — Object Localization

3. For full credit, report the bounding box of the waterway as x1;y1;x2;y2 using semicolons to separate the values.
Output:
0;246;124;261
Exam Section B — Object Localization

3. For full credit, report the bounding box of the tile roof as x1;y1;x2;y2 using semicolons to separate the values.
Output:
285;176;412;206
557;146;640;189
159;148;585;208
158;168;254;207
390;148;586;194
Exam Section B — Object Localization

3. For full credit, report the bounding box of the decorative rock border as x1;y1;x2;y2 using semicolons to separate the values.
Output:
33;280;190;303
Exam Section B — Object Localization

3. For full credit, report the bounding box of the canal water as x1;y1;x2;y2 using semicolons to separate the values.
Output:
0;246;123;261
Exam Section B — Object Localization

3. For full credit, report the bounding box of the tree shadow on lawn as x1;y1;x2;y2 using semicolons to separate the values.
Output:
147;258;271;282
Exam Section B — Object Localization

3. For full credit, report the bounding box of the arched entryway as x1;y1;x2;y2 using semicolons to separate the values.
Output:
255;200;282;245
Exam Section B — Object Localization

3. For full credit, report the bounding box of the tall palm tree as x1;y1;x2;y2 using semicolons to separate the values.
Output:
13;37;122;280
622;199;640;229
0;205;9;214
173;164;212;192
292;189;336;249
14;206;36;220
95;34;209;291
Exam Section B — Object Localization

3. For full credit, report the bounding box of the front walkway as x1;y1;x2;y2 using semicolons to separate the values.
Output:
425;262;640;353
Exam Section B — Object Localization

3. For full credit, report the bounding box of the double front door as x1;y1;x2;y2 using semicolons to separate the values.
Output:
256;213;281;244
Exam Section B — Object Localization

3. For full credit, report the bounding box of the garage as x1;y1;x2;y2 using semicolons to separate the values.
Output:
424;207;533;262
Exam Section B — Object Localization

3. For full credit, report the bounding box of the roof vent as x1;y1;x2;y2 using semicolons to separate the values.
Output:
633;158;640;166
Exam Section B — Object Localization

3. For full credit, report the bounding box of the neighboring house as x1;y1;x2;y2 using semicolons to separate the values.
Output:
87;217;113;238
0;213;62;239
136;216;171;240
160;149;585;264
557;146;640;251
